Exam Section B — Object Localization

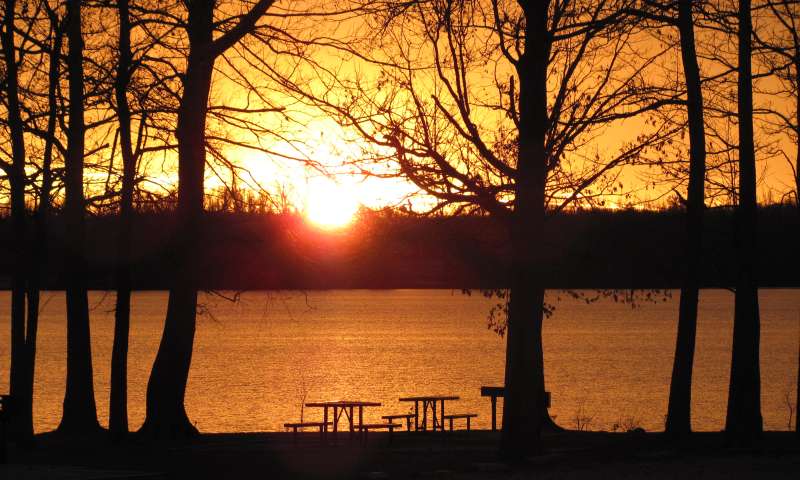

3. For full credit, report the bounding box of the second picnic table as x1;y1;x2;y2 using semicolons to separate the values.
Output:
398;395;459;431
305;400;381;436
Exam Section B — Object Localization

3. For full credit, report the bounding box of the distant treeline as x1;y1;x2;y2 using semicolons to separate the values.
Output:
1;206;797;290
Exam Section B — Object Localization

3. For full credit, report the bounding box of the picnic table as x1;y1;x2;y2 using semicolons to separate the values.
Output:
480;386;550;431
305;400;381;436
398;395;459;432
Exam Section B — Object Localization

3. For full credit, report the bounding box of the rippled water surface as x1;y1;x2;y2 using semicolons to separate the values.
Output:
0;289;798;433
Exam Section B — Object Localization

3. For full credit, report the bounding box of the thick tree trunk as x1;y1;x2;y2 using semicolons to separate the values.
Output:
500;0;550;460
725;0;762;445
110;0;134;439
141;2;214;437
666;0;707;437
58;0;100;435
2;0;34;441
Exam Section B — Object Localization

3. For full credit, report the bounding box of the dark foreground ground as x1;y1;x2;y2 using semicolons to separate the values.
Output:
2;430;799;479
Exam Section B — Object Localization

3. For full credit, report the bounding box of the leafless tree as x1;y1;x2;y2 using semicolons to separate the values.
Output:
753;0;800;207
140;0;278;437
726;0;763;444
57;0;102;434
628;0;710;438
267;0;680;456
1;0;34;441
109;0;136;439
750;0;800;440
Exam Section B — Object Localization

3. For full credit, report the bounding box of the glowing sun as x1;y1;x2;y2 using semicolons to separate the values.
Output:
304;178;360;229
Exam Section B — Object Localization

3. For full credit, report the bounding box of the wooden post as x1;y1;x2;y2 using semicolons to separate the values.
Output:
440;400;445;432
490;395;497;431
349;406;354;434
323;407;329;441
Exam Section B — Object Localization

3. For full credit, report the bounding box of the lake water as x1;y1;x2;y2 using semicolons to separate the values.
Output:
0;289;798;433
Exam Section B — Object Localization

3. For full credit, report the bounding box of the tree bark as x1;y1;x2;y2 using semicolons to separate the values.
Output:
500;0;550;460
725;0;762;445
110;0;135;439
58;0;100;435
141;2;214;437
666;0;707;437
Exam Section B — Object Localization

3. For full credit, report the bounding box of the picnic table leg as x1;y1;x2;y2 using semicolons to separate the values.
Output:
414;401;419;431
431;401;437;431
323;407;329;442
440;400;445;432
358;406;363;429
422;400;428;431
333;406;339;435
490;395;497;432
349;406;355;435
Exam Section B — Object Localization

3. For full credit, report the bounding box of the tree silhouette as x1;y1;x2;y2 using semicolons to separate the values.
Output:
646;0;709;438
141;0;277;437
1;0;35;441
725;0;763;444
753;0;800;208
58;0;101;435
276;0;679;456
110;0;136;439
1;0;66;441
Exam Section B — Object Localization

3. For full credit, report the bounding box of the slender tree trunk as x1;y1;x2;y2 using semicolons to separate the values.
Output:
725;0;762;445
110;0;135;439
141;2;214;437
58;0;100;434
794;58;800;440
666;0;707;437
2;0;33;441
20;10;62;442
500;0;550;460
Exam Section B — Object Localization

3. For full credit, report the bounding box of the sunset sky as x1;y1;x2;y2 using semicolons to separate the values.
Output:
7;1;799;230
202;3;800;228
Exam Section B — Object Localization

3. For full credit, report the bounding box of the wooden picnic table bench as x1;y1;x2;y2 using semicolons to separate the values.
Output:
283;421;331;443
305;400;381;437
480;386;551;431
443;413;478;431
357;422;402;444
381;413;415;431
398;395;459;432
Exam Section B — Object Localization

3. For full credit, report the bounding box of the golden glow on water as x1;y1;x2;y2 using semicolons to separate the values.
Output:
0;290;798;433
